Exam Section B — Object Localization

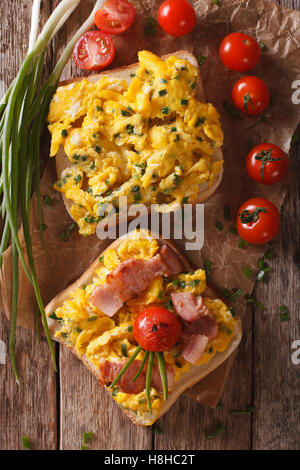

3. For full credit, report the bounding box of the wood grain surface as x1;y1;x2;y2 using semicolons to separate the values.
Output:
0;0;299;450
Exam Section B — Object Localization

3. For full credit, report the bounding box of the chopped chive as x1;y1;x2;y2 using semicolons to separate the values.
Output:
88;316;98;322
204;259;212;279
243;266;252;279
224;204;231;221
49;312;61;321
126;124;134;134
21;435;32;449
43;195;52;206
197;54;206;65
223;101;242;119
165;299;174;311
61;129;68;137
263;249;274;260
98;256;104;263
159;89;167;96
279;304;289;321
74;174;82;184
206;424;226;440
145;16;157;35
81;432;93;449
229;406;254;415
161;78;168;84
121;109;131;116
158;290;163;299
121;344;128;357
161;106;170;114
215;221;224;231
152;425;163;434
238;239;249;249
259;42;268;51
189;279;200;287
195;116;205;127
181;196;188;204
229;306;237;317
127;325;133;332
180;99;188;105
245;294;264;309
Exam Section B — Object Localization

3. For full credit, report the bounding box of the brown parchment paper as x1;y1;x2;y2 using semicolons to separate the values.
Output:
1;0;300;408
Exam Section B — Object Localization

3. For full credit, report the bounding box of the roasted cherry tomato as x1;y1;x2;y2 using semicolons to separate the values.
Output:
237;197;280;244
94;0;135;35
246;143;289;185
232;76;270;115
158;0;196;37
73;31;115;71
219;32;261;72
133;306;182;352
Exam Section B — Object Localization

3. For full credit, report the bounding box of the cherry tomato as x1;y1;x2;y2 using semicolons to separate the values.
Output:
73;31;115;71
246;143;289;185
219;32;261;72
158;0;196;37
232;76;270;115
94;0;135;35
237;197;280;244
133;306;182;352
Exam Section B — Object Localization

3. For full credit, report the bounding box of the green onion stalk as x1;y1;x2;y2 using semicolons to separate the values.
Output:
0;0;105;382
110;348;169;413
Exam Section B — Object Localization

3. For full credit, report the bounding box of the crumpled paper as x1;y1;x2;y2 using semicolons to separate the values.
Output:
1;0;300;407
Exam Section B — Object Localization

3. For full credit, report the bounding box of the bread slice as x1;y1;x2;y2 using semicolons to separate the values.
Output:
55;50;224;220
45;232;242;426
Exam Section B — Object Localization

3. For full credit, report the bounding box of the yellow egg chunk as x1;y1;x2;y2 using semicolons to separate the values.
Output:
48;51;223;236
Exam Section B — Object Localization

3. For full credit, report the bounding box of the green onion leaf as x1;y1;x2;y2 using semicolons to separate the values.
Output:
110;346;142;389
132;351;149;383
146;352;155;413
157;352;168;401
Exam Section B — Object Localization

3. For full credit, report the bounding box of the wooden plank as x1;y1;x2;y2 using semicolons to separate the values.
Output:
0;0;57;451
59;346;152;450
155;306;253;450
50;0;151;449
252;133;300;450
0;318;57;450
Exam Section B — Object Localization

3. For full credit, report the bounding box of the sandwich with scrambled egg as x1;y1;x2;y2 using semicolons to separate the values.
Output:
47;50;224;236
45;229;242;426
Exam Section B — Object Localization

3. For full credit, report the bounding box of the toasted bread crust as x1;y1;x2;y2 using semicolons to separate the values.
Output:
54;50;223;220
45;233;242;426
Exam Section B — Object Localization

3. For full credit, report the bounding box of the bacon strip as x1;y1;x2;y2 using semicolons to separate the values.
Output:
171;291;218;339
171;291;219;365
89;245;183;317
99;358;175;394
181;334;209;365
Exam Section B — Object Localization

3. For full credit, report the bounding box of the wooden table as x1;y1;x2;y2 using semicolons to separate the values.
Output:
0;0;299;450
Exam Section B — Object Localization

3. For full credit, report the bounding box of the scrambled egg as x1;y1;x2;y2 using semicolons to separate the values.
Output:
48;51;223;235
49;230;237;421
